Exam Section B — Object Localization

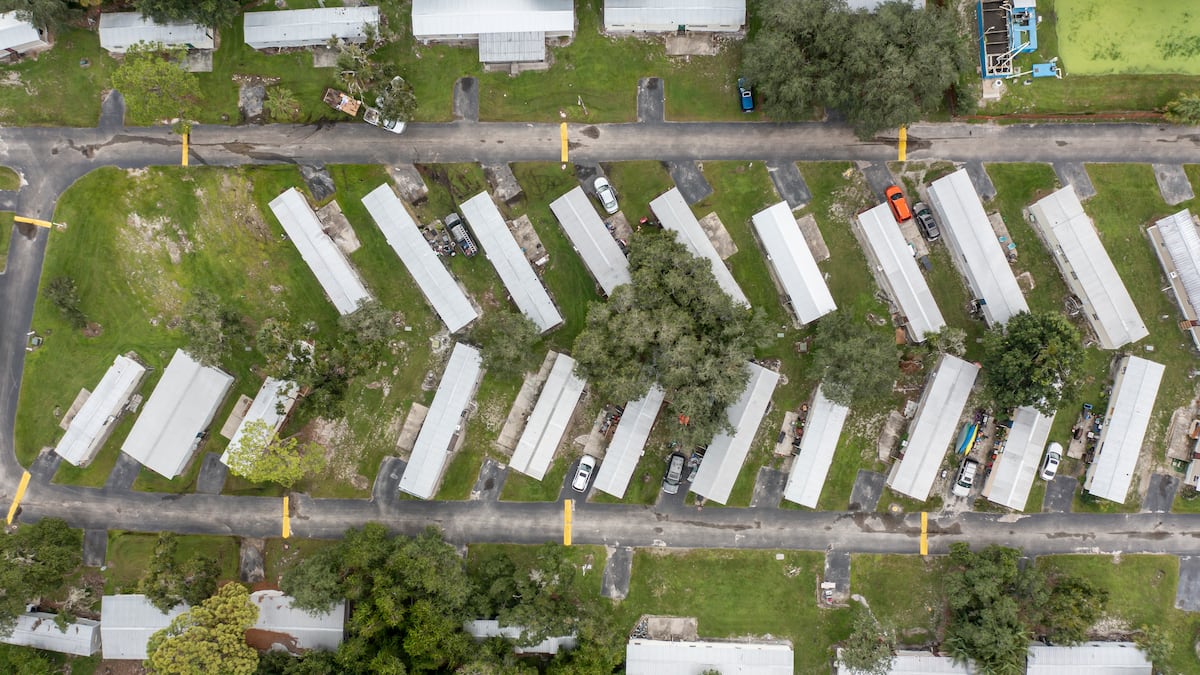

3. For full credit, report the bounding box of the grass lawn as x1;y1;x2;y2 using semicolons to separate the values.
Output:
1056;0;1200;75
0;211;14;273
0;166;20;191
983;163;1066;315
603;161;675;223
262;537;339;587
500;453;571;502
103;531;239;594
0;29;115;127
851;554;944;644
466;544;607;598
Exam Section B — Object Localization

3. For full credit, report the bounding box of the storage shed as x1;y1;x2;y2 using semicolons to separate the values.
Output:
0;12;49;54
244;6;379;50
0;612;100;656
627;638;793;675
782;385;850;508
856;203;945;342
248;590;345;654
603;0;746;33
100;594;187;660
509;353;587;481
55;354;146;467
690;362;779;505
751;201;836;325
982;405;1054;511
1084;356;1164;504
1027;641;1152;675
651;187;750;307
220;377;299;466
99;13;213;53
1147;210;1200;349
549;186;632;296
592;385;666;499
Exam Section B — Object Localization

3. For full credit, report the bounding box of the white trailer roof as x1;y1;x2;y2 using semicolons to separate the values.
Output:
549;186;632;296
461;191;563;332
857;203;946;342
782;385;850;508
362;184;479;332
1149;210;1200;347
249;590;344;653
220;377;299;465
627;638;793;675
751;201;836;325
101;594;187;660
1;612;100;656
887;355;979;501
592;385;665;498
399;342;483;499
984;406;1054;510
56;354;146;466
121;349;233;479
691;362;780;505
927;169;1028;326
244;6;379;49
1029;186;1147;349
604;0;746;32
478;31;546;62
0;12;47;53
412;0;574;39
269;188;372;316
509;353;586;480
1027;642;1152;675
840;648;972;674
651;187;750;307
99;13;213;53
463;620;577;654
1085;356;1164;503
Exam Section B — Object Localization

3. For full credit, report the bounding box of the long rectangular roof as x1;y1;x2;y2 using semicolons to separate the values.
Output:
752;201;836;324
509;353;587;480
782;384;850;508
220;377;299;465
1029;186;1147;349
121;349;233;479
857;203;946;342
592;385;666;498
0;12;47;52
1;612;100;656
1085;356;1164;503
549;186;632;296
841;648;972;674
984;406;1054;510
1149;210;1200;347
399;342;483;499
249;590;344;653
603;0;746;31
56;354;146;466
887;355;979;501
244;6;379;48
99;12;213;53
927;169;1028;326
626;639;793;675
269;188;372;316
1028;642;1152;674
651;187;750;306
101;594;187;660
691;362;780;504
412;0;574;39
461;191;563;332
463;620;577;654
362;184;479;332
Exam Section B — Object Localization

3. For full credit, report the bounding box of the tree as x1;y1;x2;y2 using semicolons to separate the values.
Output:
134;0;240;27
336;299;398;373
335;43;383;98
1034;574;1107;644
178;289;243;367
839;607;895;675
812;309;898;407
0;519;81;633
1134;624;1172;667
0;0;77;34
263;87;301;123
146;582;259;675
110;42;202;130
44;275;86;328
374;76;418;123
928;325;967;357
471;309;541;378
224;419;326;488
982;311;1082;415
140;532;221;611
1165;92;1200;125
943;544;1042;675
0;644;57;675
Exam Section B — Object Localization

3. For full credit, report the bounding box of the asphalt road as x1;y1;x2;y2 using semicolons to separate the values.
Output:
2;118;1200;554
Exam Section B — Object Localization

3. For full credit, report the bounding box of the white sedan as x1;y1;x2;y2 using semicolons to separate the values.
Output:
572;455;597;492
594;177;619;215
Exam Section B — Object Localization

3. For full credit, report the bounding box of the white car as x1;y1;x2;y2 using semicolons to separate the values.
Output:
572;455;597;492
594;177;619;214
951;459;979;498
1041;442;1063;481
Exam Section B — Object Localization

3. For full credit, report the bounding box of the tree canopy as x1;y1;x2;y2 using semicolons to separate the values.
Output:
140;532;221;612
179;288;244;368
839;606;895;675
146;582;259;675
982;311;1083;415
471;308;541;379
0;0;77;33
134;0;241;27
224;419;325;488
0;519;81;633
812;309;899;407
111;42;202;131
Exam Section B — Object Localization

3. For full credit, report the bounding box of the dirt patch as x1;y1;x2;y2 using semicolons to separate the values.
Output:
246;628;301;654
93;660;148;675
509;214;549;267
698;211;738;260
316;200;361;255
118;211;188;314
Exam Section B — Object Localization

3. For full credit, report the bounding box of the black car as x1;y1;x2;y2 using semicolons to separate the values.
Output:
913;202;940;241
662;452;686;495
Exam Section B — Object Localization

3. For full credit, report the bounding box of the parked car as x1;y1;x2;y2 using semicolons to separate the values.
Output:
885;185;912;222
1041;442;1063;481
737;77;754;112
363;106;406;135
572;455;597;492
594;176;619;215
952;458;979;497
913;202;940;241
444;212;478;257
662;452;686;494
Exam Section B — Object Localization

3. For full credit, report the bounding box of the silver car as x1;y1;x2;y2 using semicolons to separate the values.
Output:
594;176;619;215
1041;442;1063;481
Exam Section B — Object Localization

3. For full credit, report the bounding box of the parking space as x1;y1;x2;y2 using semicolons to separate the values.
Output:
858;162;896;201
470;458;508;501
195;453;229;495
848;470;886;512
1142;473;1179;513
29;450;61;483
1176;556;1200;611
637;77;664;124
1153;164;1195;206
83;529;107;568
1052;162;1096;199
453;76;479;123
601;546;634;600
766;160;812;208
1041;475;1077;513
104;453;142;491
749;467;787;508
559;457;586;502
965;161;997;202
667;161;713;205
822;550;851;605
372;457;406;509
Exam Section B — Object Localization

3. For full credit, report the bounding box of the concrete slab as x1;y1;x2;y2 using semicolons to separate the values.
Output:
183;49;213;73
29;450;61;483
388;164;429;205
796;213;830;262
1176;555;1200;611
509;214;550;266
965;161;996;202
1042;475;1077;513
195;453;229;495
238;83;265;123
471;458;508;501
453;77;479;123
239;538;265;584
750;467;787;508
317;199;362;255
1154;164;1195;206
858;162;896;200
104;453;142;490
484;163;523;204
822;550;851;605
99;90;125;130
877;410;906;462
219;394;254;440
394;403;429;456
774;411;798;457
664;34;718;57
299;164;335;204
697;211;737;259
849;470;886;512
311;46;338;68
667;161;713;205
83;529;107;568
1143;473;1180;513
373;457;406;509
59;388;90;431
497;352;557;453
601;546;634;600
1052;162;1095;199
643;616;699;641
766;160;812;208
637;77;664;124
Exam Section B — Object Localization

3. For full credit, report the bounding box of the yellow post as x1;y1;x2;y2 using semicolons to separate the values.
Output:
181;132;189;167
13;216;52;229
920;511;928;556
563;499;573;546
282;496;291;539
898;126;907;162
560;123;569;163
7;471;31;525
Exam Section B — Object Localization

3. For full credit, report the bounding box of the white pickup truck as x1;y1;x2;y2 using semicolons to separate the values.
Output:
362;106;406;135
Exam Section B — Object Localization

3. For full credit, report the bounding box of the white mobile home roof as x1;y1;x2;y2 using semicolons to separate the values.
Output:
840;648;972;674
857;203;946;341
463;620;577;654
220;377;299;465
887;355;979;501
1027;642;1152;675
604;0;746;32
651;187;750;307
1029;186;1147;349
399;342;483;499
361;184;479;332
1085;356;1164;503
269;188;372;316
412;0;574;39
100;594;187;660
752;201;836;325
55;354;146;466
121;349;233;479
0;12;48;53
478;31;546;63
592;385;665;498
691;362;780;504
1;612;100;656
461;191;563;332
509;353;586;480
244;6;380;49
1149;210;1200;348
927;169;1028;326
249;590;344;653
984;406;1054;510
99;13;213;53
627;638;793;675
782;385;850;508
549;186;632;296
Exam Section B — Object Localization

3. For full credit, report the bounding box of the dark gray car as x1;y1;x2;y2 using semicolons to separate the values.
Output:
662;453;686;494
913;202;940;241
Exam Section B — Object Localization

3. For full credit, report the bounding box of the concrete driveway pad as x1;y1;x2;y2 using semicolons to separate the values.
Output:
667;161;712;204
601;546;633;600
1142;473;1179;514
849;470;886;512
1041;475;1077;513
766;160;812;208
195;453;229;495
750;467;787;508
1153;164;1194;206
1053;162;1096;199
637;77;664;124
